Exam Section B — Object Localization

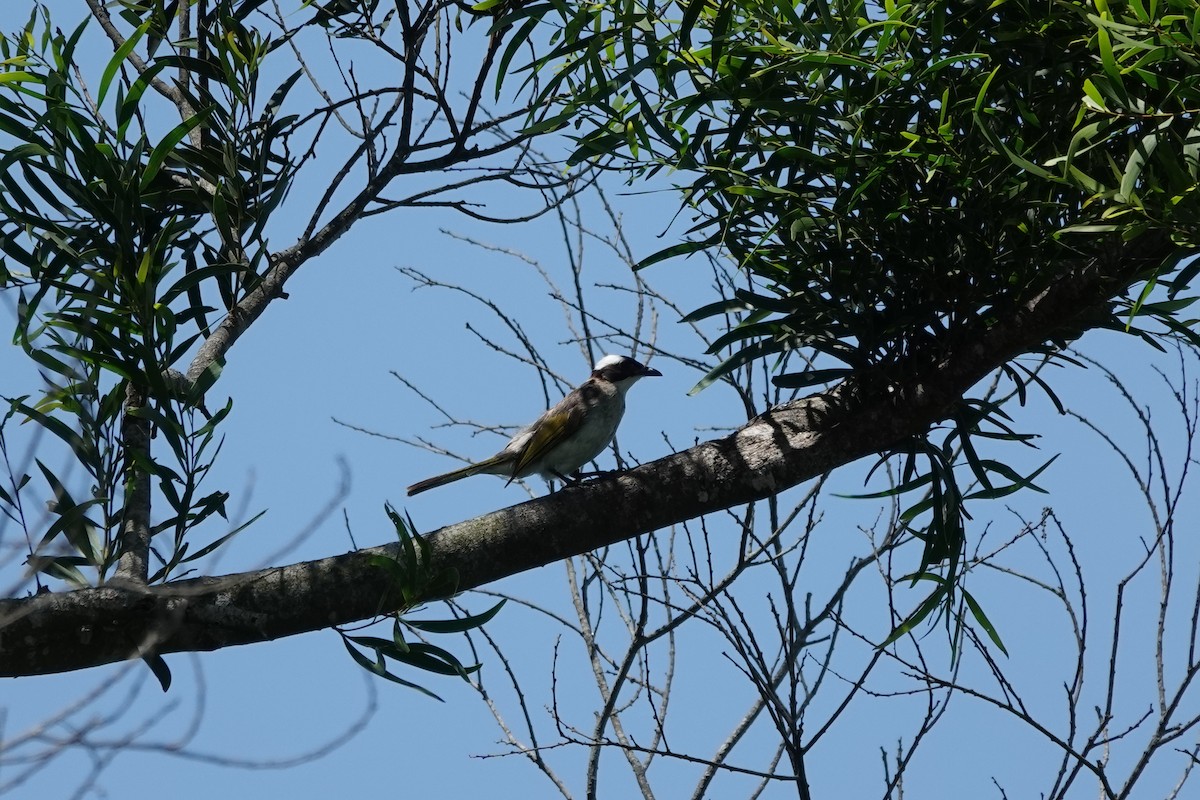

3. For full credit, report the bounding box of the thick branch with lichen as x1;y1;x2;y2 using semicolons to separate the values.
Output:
0;248;1165;678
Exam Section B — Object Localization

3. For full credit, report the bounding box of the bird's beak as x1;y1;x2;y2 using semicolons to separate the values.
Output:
642;365;662;377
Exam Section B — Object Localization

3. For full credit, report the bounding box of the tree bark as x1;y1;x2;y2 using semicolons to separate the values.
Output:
114;383;153;584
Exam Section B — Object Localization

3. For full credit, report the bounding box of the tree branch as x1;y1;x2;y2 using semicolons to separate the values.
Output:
83;0;196;119
182;123;544;387
0;251;1172;677
113;384;152;584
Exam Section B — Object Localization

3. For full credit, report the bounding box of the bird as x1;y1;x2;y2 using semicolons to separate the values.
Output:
406;354;661;495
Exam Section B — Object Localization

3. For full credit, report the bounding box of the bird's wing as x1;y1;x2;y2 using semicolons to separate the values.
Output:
509;400;586;480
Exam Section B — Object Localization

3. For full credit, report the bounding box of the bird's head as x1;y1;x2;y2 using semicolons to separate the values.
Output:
592;354;662;391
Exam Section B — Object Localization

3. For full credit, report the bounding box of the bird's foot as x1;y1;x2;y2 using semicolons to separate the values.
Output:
549;469;581;487
547;469;618;491
571;469;618;481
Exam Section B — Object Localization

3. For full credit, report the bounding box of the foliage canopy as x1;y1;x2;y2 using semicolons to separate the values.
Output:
518;0;1199;370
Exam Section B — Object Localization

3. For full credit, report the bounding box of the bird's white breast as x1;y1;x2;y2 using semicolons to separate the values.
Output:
540;387;624;476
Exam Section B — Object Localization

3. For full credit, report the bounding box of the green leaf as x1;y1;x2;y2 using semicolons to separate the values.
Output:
689;337;792;396
638;239;714;271
880;578;948;649
963;455;1058;501
1119;130;1159;202
143;653;173;692
405;599;506;634
28;554;91;588
680;297;753;324
0;71;37;84
117;61;168;139
1127;276;1158;329
340;636;445;701
962;588;1008;656
1096;26;1120;86
495;16;547;99
1134;297;1198;316
140;109;211;191
372;639;477;678
9;400;95;467
35;459;103;562
178;509;265;564
98;19;152;109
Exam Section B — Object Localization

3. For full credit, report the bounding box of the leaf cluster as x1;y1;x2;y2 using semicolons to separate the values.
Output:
0;3;296;585
515;0;1200;382
341;505;505;700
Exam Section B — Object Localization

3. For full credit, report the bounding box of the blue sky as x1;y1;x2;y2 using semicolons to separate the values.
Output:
3;3;1200;798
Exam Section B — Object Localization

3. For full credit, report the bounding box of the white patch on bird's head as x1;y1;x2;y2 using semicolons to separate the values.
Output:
593;354;627;371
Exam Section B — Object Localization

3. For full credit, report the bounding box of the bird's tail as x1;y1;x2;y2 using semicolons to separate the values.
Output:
406;454;509;496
